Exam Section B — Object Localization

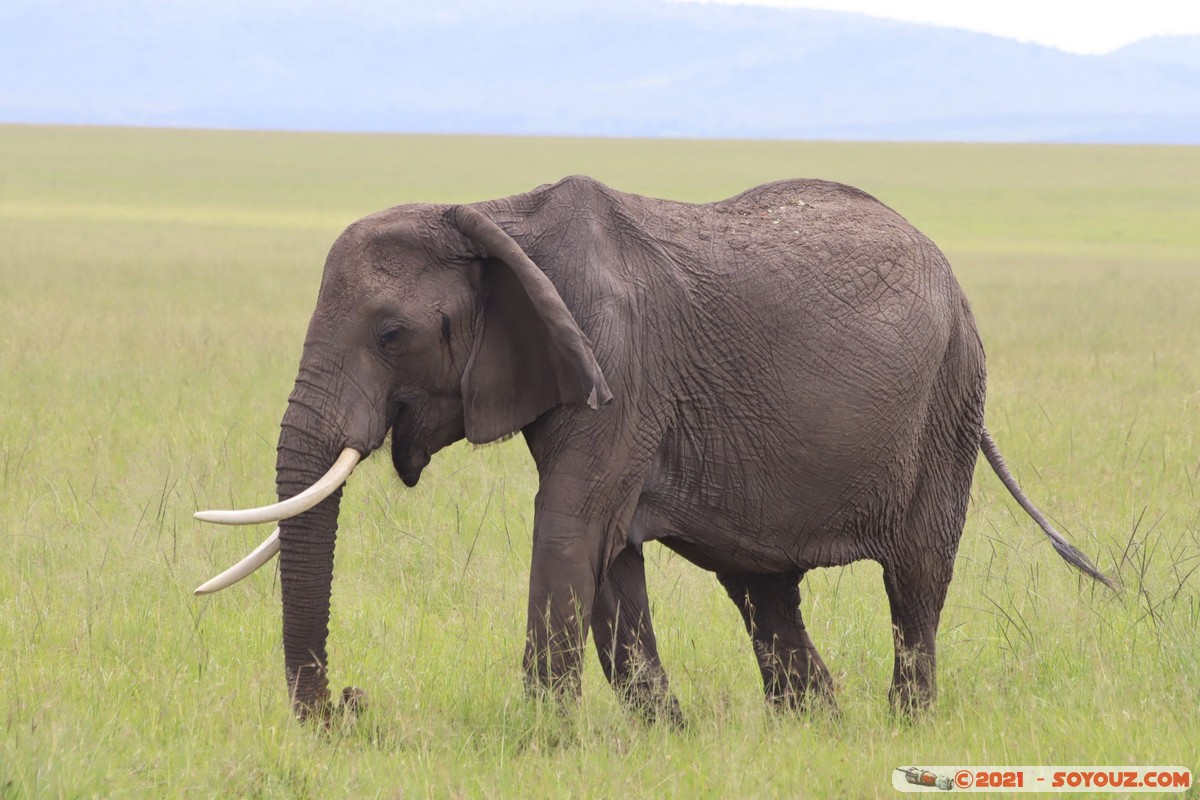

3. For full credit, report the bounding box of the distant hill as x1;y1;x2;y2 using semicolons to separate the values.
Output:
1;0;1198;143
1111;35;1200;70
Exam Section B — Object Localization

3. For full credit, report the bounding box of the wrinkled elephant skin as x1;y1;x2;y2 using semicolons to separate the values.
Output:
197;176;1110;723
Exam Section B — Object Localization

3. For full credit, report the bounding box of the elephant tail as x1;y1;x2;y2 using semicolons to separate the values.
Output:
980;427;1115;589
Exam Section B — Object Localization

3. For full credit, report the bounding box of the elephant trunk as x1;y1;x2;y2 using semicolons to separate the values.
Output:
275;381;348;719
195;345;380;718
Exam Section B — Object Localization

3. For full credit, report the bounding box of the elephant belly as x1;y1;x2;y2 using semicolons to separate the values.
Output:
631;350;952;573
633;495;877;575
630;440;898;575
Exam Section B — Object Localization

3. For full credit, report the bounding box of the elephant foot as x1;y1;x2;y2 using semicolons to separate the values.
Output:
340;685;368;717
617;678;686;729
888;681;934;720
635;691;687;730
293;686;368;729
767;684;840;720
523;665;583;704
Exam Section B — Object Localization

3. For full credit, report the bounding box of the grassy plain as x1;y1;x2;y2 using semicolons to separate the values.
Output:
1;125;1198;798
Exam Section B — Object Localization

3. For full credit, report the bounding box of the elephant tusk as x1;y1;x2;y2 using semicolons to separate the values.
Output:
194;447;361;525
194;528;280;595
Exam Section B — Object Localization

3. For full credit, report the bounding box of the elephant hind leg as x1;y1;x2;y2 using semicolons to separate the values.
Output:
882;557;951;715
718;571;837;713
591;545;684;727
882;444;974;715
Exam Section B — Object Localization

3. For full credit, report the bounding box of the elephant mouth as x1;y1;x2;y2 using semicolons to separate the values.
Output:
396;450;429;487
387;396;467;488
390;418;430;487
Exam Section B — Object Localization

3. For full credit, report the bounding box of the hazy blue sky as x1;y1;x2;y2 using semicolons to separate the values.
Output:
678;0;1200;53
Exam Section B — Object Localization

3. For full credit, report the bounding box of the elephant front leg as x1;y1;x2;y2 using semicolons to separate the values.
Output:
591;545;684;727
522;506;603;700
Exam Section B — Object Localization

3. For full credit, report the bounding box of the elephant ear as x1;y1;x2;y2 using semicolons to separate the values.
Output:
446;205;612;444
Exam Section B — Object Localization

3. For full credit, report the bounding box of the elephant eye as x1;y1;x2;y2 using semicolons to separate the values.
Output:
377;326;404;349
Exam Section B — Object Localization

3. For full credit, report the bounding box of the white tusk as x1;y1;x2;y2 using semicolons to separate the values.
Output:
194;528;280;595
194;447;361;526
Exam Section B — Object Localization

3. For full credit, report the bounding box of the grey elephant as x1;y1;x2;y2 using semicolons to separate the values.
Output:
196;175;1110;724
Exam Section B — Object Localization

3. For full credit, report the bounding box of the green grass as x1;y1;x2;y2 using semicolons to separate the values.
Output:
2;124;1198;798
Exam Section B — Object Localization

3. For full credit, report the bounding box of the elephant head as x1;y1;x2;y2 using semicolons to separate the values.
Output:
195;200;611;719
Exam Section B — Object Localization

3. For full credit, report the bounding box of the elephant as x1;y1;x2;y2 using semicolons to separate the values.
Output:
195;175;1111;724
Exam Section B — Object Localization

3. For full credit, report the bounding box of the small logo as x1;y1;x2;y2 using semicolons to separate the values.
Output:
896;767;955;791
893;766;1191;792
